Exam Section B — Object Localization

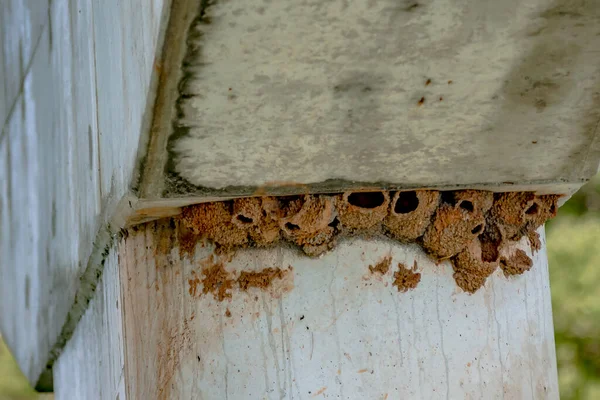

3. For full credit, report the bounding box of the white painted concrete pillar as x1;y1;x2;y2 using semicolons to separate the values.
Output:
54;221;558;399
4;0;595;396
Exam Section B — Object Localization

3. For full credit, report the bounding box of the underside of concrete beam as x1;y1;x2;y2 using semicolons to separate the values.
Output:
137;0;600;213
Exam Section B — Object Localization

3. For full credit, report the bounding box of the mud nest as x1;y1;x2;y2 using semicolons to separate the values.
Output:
179;190;560;293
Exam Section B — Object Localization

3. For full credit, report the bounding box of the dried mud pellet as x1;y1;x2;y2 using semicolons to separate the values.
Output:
280;195;335;236
490;192;559;240
300;227;339;256
180;201;249;248
336;191;390;231
177;219;202;258
261;196;285;219
422;193;486;260
526;228;542;252
452;190;494;214
369;256;392;275
392;261;421;292
452;239;498;293
248;197;282;247
232;197;263;228
528;195;560;229
499;249;533;276
383;190;439;242
279;195;338;256
177;189;560;263
237;267;290;291
479;220;502;263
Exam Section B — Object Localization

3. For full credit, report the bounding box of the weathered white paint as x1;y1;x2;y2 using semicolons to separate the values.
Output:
93;0;168;211
0;0;169;387
53;245;125;400
0;0;47;129
141;0;600;200
117;222;558;399
0;0;584;394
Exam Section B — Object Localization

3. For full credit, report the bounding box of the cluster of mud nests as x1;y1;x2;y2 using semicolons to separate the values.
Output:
180;190;559;293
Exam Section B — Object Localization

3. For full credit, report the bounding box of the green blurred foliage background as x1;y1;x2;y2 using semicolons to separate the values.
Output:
0;178;599;399
0;339;41;400
547;174;600;399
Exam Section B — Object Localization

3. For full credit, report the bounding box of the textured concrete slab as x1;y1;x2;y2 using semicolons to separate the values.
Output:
140;0;600;202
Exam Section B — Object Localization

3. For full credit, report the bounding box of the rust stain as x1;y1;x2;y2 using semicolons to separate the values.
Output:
153;222;175;258
188;276;200;297
150;220;181;289
135;206;180;218
253;181;311;196
177;220;202;258
153;61;162;74
312;387;327;397
156;319;192;399
358;369;368;373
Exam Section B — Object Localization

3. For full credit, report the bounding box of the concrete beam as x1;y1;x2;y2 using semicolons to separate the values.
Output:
137;0;600;215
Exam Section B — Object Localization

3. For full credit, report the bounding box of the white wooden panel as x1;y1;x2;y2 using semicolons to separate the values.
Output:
53;246;125;400
121;222;558;399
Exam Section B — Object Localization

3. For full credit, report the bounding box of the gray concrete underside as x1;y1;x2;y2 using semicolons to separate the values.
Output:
141;0;600;201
